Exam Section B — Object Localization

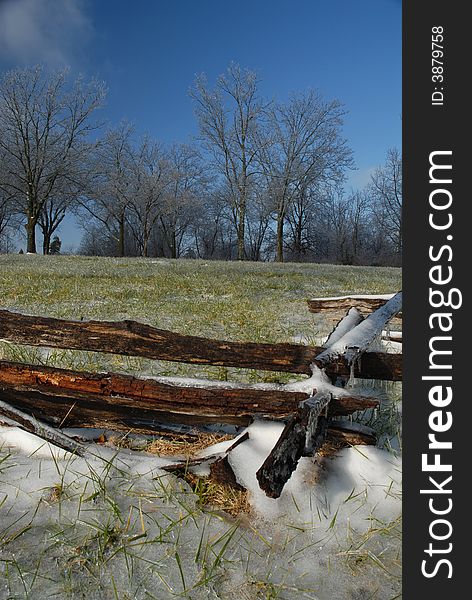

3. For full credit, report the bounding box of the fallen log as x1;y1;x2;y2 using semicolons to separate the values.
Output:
256;391;331;498
0;385;253;430
0;309;319;375
0;359;306;419
0;310;401;380
0;399;86;456
0;383;378;431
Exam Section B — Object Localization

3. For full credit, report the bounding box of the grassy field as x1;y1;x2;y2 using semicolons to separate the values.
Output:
0;255;402;600
0;255;401;382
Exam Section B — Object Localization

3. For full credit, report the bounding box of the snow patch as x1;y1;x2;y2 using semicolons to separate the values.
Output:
0;415;402;599
198;419;402;529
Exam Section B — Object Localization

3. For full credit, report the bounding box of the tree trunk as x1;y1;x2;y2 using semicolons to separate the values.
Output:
43;232;51;255
276;215;284;262
294;216;303;259
25;215;37;253
171;228;177;259
237;199;246;260
0;359;379;424
118;213;125;257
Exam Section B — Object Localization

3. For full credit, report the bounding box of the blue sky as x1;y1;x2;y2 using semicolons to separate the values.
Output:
0;0;401;251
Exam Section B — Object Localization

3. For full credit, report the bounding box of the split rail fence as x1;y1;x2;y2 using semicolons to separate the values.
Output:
0;291;402;498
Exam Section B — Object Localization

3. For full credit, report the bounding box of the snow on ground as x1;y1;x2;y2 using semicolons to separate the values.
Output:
204;420;401;527
0;416;401;600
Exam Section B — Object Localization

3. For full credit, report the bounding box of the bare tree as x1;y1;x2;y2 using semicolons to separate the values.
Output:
0;152;17;250
78;222;119;256
246;182;272;261
285;183;323;260
322;189;375;265
192;187;235;259
190;64;268;260
369;148;402;260
38;195;68;254
0;191;16;252
261;91;353;262
0;66;105;253
346;190;370;262
128;138;169;257
159;143;206;258
326;192;351;263
78;122;141;257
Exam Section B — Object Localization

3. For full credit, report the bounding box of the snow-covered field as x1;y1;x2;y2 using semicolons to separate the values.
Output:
0;418;401;600
0;255;402;599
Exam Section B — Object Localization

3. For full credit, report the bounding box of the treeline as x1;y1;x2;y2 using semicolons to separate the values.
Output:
0;65;402;265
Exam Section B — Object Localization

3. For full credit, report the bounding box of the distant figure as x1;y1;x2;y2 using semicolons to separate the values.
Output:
18;249;24;254
50;236;62;254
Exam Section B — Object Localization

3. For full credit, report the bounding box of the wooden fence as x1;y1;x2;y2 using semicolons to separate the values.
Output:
0;291;402;497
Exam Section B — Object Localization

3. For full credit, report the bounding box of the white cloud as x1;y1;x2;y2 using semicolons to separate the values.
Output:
0;0;92;67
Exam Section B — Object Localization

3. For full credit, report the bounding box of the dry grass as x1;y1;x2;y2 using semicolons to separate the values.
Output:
101;430;251;517
146;432;234;458
183;472;251;517
317;439;349;458
43;482;64;503
145;432;250;517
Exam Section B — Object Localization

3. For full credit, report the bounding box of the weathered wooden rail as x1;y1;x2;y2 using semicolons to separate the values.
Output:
307;293;402;315
0;310;402;380
0;291;402;498
0;360;378;427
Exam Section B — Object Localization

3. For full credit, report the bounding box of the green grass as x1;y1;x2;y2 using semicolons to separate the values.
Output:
0;256;401;329
0;254;401;382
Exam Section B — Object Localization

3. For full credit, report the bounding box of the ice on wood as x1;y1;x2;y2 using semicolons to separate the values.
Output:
323;307;364;348
315;292;403;366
